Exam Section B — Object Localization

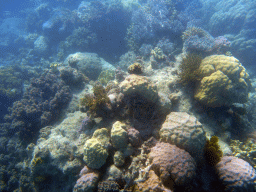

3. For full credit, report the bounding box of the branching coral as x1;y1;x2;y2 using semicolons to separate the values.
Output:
80;83;110;117
204;136;223;166
178;53;202;86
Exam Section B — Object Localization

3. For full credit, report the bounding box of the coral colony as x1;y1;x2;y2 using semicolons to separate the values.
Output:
0;0;256;192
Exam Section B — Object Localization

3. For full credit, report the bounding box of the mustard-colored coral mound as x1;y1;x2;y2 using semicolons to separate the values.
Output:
120;74;158;103
194;55;251;107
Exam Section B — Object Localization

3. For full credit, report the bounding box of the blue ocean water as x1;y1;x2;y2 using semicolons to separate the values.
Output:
0;0;256;191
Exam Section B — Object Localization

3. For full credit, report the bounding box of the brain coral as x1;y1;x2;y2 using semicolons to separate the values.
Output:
159;112;206;160
83;137;108;169
73;172;99;192
194;55;251;107
149;142;196;187
120;74;158;103
216;156;256;192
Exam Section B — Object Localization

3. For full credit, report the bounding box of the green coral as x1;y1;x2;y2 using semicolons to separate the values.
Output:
178;53;202;86
204;136;223;166
230;139;256;169
80;83;110;116
98;70;115;85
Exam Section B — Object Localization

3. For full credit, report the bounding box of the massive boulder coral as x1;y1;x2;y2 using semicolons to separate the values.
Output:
111;121;128;150
215;156;256;192
159;112;206;160
120;74;158;103
73;166;99;192
149;142;196;188
83;128;110;169
194;55;251;107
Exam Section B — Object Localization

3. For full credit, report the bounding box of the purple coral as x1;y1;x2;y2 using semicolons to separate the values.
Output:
73;172;99;192
215;156;256;192
149;142;196;187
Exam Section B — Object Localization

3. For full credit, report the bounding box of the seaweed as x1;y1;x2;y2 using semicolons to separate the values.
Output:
178;53;202;87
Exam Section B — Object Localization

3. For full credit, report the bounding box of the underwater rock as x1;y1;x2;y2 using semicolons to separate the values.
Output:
34;35;48;55
194;55;251;107
59;66;86;88
149;142;196;187
215;156;256;192
159;112;206;161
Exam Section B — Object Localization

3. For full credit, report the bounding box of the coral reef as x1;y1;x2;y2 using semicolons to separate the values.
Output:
58;27;97;56
230;139;256;169
194;55;251;107
80;83;111;117
5;70;72;140
178;53;202;86
215;156;256;192
42;8;77;37
160;112;206;160
183;27;231;55
73;167;99;192
128;62;143;74
204;136;223;166
151;47;166;60
83;128;110;169
0;66;23;100
98;180;120;192
134;170;170;192
149;142;196;188
98;70;115;85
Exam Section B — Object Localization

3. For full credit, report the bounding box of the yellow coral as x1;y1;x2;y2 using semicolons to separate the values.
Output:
230;139;256;169
151;47;166;60
98;70;115;85
204;136;223;166
128;62;143;74
194;55;251;107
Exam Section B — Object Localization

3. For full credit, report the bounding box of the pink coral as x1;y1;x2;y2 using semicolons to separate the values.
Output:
149;142;196;187
215;156;256;192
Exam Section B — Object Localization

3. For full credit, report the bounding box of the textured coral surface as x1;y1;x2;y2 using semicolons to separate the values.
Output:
149;142;196;187
216;156;256;192
195;55;251;107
